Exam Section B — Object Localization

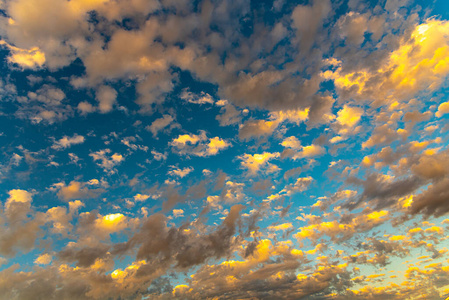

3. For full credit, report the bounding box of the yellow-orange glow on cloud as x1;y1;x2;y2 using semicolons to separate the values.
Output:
336;105;363;127
239;152;280;175
95;213;128;233
0;40;45;69
34;253;52;265
323;19;449;105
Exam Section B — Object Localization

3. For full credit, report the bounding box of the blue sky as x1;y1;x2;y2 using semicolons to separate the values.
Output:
1;0;449;299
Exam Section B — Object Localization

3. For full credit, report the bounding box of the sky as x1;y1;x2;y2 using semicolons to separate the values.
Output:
1;0;449;299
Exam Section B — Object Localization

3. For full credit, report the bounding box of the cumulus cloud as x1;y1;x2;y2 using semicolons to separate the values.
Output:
96;85;117;113
0;40;45;69
324;19;449;106
239;152;280;176
89;149;124;173
147;114;175;137
51;134;85;150
55;180;105;202
170;131;231;157
168;166;193;178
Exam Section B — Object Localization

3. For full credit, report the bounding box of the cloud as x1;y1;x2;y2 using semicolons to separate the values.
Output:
2;1;449;299
170;131;231;157
94;213;128;234
168;166;193;178
435;101;449;118
147;114;175;137
239;119;279;141
324;19;449;106
291;0;331;52
34;253;52;265
0;189;43;257
239;152;280;176
89;149;124;173
281;136;301;149
5;189;32;210
180;89;214;105
15;84;71;124
336;105;363;128
216;104;242;126
51;134;85;150
0;40;45;69
77;101;96;115
56;181;105;201
151;150;167;161
172;209;184;218
221;181;246;203
96;85;117;113
281;143;325;160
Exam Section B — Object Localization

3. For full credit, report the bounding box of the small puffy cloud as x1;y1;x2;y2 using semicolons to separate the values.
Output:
300;144;325;158
68;200;84;214
336;105;363;127
15;85;70;124
147;114;174;137
45;206;73;235
34;253;52;265
281;136;301;149
5;189;32;210
90;149;124;173
56;181;104;201
168;166;194;178
77;101;95;115
180;89;214;105
121;136;148;152
268;223;294;231
270;108;309;125
151;150;167;161
4;189;33;221
171;131;231;157
172;209;184;218
362;125;399;148
216;104;242;126
51;134;85;150
238;109;310;140
134;194;151;201
207;137;231;156
283;176;313;195
239;120;278;140
282;143;325;160
172;132;204;147
239;152;280;176
96;85;117;113
221;181;246;203
435;101;449;118
94;213;128;234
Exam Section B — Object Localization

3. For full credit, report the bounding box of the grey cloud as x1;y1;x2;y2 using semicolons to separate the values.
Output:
410;177;449;217
58;245;110;268
346;173;422;210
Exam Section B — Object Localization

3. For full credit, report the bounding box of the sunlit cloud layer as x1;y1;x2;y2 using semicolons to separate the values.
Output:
1;0;449;299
